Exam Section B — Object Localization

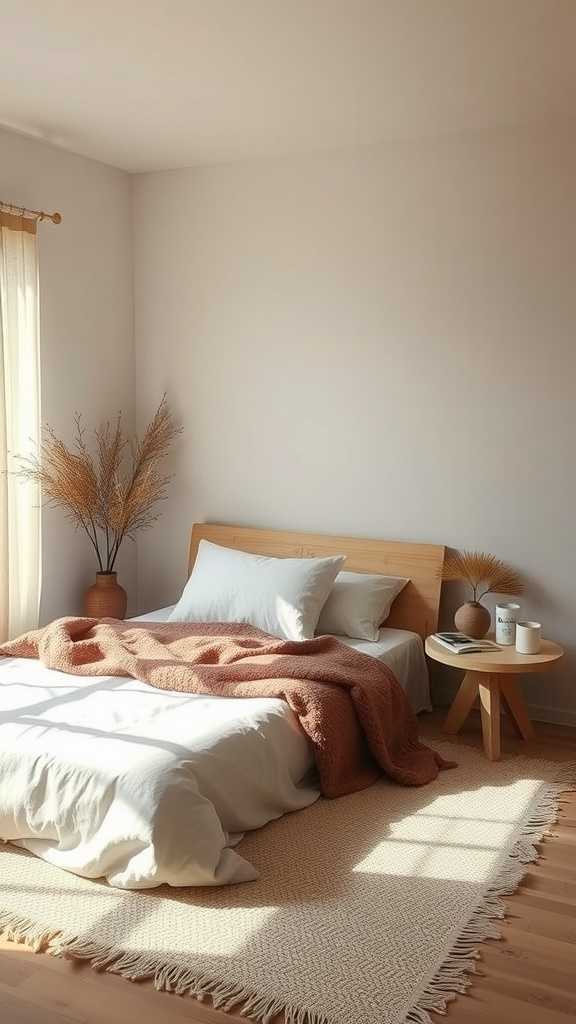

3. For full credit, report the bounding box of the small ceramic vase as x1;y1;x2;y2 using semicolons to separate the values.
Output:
84;572;127;619
454;601;491;639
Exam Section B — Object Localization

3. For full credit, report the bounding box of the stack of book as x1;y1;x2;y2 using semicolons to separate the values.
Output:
432;632;501;655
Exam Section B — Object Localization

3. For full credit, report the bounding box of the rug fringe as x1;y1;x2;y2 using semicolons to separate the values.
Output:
0;913;332;1024
1;761;574;1024
0;909;60;953
405;760;576;1023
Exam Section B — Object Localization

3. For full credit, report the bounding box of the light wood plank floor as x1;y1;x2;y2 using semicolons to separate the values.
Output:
1;712;575;1024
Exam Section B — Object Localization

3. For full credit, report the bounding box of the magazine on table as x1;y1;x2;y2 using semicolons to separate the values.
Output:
432;632;501;655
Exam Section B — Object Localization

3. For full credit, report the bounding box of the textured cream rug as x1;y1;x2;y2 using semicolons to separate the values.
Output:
0;742;573;1024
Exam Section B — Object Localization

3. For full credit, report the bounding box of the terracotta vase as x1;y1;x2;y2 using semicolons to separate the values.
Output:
454;600;491;639
84;572;127;619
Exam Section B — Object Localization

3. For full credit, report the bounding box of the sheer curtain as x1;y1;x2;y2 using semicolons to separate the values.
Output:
0;212;41;640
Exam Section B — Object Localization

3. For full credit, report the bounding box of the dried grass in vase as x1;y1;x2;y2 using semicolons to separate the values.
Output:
442;550;523;602
16;395;181;617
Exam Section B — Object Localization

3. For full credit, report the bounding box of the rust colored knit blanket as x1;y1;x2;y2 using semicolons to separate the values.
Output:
0;617;448;795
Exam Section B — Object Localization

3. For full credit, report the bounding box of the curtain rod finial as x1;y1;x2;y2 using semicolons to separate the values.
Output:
38;210;62;224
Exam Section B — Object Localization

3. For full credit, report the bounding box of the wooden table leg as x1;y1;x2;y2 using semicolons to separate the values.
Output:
500;677;535;740
443;672;479;734
478;676;501;760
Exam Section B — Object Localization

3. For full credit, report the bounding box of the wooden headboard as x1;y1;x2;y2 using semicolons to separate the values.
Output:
188;523;445;639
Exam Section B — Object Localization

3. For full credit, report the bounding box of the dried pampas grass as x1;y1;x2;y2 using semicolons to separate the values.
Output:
16;396;181;572
442;550;523;603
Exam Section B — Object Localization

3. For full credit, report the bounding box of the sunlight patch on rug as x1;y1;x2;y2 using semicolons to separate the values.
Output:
0;742;573;1024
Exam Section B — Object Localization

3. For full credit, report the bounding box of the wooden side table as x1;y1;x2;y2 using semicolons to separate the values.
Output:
425;635;564;761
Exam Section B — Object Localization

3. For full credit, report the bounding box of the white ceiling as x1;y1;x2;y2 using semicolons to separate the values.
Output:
1;0;576;173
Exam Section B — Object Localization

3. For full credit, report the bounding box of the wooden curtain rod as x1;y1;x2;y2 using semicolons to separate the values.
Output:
0;201;62;225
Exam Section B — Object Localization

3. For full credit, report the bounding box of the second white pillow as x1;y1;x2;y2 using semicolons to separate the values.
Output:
316;570;409;641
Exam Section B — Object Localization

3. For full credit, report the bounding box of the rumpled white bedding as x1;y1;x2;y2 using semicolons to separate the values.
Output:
0;609;430;889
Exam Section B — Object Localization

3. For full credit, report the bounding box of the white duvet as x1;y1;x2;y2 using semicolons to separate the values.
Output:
0;610;430;889
0;655;317;888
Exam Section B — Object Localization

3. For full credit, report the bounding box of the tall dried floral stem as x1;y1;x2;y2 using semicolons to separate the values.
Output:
15;396;181;573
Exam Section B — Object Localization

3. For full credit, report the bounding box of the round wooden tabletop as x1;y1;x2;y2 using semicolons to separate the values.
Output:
425;634;564;674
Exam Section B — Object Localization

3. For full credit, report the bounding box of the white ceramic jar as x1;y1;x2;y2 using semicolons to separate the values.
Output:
495;602;520;645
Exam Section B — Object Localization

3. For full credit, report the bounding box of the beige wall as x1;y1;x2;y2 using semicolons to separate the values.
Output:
3;123;571;720
0;127;136;619
133;128;576;723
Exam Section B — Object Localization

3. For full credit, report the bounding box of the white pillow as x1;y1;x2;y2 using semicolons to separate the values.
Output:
316;571;409;641
169;539;345;641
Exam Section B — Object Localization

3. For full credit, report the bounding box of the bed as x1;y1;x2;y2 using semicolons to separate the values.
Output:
0;524;444;889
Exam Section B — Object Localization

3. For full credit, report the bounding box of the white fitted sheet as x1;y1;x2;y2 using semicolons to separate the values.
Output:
336;628;432;714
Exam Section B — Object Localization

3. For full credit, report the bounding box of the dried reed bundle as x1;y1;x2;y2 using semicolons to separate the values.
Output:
16;396;181;572
442;550;523;603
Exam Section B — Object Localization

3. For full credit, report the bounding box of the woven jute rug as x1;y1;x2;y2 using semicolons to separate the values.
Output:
1;741;573;1024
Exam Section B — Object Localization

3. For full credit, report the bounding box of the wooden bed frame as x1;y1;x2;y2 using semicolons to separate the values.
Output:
188;523;445;639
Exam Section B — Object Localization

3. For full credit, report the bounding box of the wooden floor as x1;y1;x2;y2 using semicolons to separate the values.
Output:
1;712;575;1024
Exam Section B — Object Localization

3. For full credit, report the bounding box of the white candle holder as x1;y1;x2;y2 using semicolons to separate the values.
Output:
515;621;542;655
